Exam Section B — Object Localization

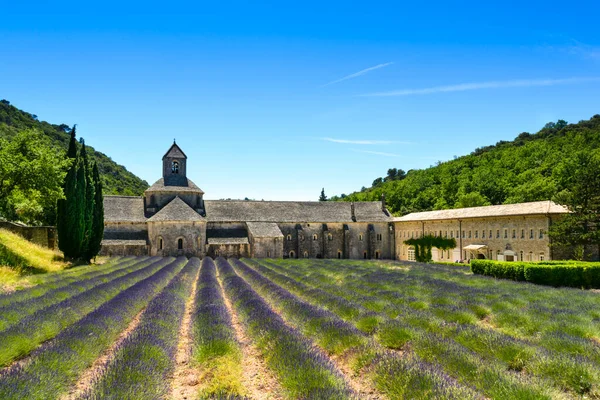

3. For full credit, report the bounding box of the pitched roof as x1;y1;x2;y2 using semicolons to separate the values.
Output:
145;178;204;194
104;196;146;223
246;222;284;238
147;197;205;222
395;200;569;222
162;142;187;159
207;237;249;245
101;239;148;246
204;200;391;223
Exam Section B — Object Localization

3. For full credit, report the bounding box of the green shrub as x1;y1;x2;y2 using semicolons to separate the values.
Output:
472;260;600;289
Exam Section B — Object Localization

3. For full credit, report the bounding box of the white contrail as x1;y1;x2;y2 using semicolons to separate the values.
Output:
322;62;394;87
361;77;600;97
323;138;395;145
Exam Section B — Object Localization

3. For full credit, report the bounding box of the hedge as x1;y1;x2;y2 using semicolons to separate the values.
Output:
471;259;600;289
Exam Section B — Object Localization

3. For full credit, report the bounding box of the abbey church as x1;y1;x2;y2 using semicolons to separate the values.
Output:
101;143;395;259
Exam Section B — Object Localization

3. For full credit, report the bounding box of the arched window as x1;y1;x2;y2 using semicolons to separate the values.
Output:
289;250;295;258
363;251;367;259
172;160;179;174
287;234;292;241
359;234;363;241
337;251;342;259
177;238;183;250
158;237;163;250
303;251;309;258
375;251;380;259
328;233;333;241
313;234;318;241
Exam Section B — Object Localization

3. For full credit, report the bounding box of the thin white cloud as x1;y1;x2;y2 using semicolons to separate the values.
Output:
361;77;600;97
323;137;396;145
566;41;600;60
353;149;400;157
322;62;394;87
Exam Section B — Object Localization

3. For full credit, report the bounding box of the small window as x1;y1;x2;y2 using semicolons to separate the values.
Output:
529;251;533;261
504;229;508;239
468;231;472;239
530;229;534;239
444;231;448;238
474;230;478;239
521;229;525;239
456;230;459;238
359;234;363;241
496;230;500;239
512;230;516;239
363;251;368;259
328;233;333;241
377;233;382;241
172;160;179;174
177;238;183;250
489;230;492;239
539;252;545;261
313;234;318;241
539;229;544;239
158;237;163;250
375;251;380;259
450;231;454;238
289;250;296;258
304;251;309;258
337;251;342;259
287;234;292;241
482;230;486;239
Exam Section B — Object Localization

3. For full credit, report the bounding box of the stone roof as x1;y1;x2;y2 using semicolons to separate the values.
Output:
207;237;249;245
147;197;205;222
145;178;204;194
104;196;146;223
204;200;392;223
163;142;187;159
101;239;148;246
246;222;284;238
395;200;569;222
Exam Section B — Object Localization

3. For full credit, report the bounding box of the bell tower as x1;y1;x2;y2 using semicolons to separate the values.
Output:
163;140;187;186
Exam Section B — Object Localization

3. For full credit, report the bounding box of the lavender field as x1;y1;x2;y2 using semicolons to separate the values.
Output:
0;256;598;399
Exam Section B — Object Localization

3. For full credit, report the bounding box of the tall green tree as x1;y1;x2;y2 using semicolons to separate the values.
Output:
57;127;80;258
319;188;327;202
79;139;95;257
550;150;600;260
85;162;104;261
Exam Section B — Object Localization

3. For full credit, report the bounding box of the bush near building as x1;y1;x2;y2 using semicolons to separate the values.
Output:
471;259;600;288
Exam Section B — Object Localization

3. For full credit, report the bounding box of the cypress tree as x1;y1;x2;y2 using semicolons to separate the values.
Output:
57;126;79;258
86;162;104;261
80;139;95;259
71;157;86;258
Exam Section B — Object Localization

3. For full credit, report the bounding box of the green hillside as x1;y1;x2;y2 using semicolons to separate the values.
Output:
0;100;148;196
334;115;600;215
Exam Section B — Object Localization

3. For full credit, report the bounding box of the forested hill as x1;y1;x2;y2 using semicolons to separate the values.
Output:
0;100;148;196
333;114;600;215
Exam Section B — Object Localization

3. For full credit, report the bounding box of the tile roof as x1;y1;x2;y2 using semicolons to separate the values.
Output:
207;237;249;245
395;200;569;222
104;196;146;223
145;178;204;194
147;197;205;222
204;200;392;223
163;142;187;159
246;222;284;238
101;239;148;246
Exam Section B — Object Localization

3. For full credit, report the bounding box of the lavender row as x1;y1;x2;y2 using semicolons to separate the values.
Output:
250;260;561;399
0;256;175;367
216;257;352;399
0;257;188;400
0;256;137;308
234;259;480;400
191;257;244;397
0;256;155;331
83;258;200;400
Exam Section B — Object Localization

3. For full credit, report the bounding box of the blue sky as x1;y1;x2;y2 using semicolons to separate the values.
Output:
1;1;599;200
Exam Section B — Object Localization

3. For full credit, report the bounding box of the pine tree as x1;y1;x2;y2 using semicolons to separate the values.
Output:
319;188;328;202
85;162;104;261
57;126;79;258
80;139;95;258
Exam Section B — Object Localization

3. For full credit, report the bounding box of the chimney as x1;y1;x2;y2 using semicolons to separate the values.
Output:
350;202;357;222
381;194;387;212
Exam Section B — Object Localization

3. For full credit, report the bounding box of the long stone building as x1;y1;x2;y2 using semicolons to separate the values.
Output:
101;142;571;261
394;201;569;262
101;143;395;259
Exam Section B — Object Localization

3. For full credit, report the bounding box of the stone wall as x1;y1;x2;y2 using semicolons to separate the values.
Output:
147;220;206;257
0;221;57;249
206;243;249;258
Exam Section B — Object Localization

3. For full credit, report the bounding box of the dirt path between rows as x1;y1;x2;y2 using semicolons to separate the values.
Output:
171;267;201;400
217;271;284;400
61;307;146;400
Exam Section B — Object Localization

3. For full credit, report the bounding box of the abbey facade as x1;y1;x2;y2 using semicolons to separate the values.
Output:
101;143;395;259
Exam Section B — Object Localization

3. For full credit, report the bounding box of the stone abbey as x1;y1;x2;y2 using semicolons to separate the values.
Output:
101;143;569;261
